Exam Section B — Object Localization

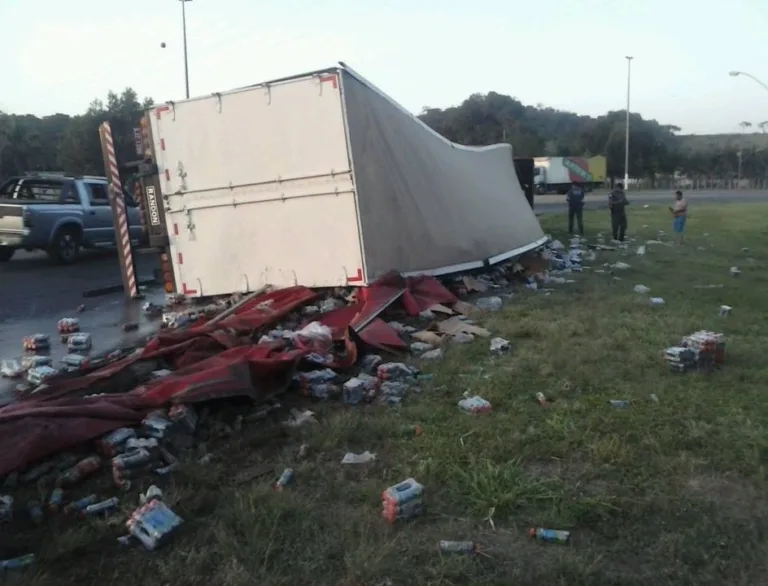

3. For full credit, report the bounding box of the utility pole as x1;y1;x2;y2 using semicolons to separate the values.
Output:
180;0;192;99
737;149;743;181
624;56;633;190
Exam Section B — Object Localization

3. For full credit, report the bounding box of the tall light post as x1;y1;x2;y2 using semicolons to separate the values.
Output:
729;70;768;93
180;0;192;99
624;56;633;190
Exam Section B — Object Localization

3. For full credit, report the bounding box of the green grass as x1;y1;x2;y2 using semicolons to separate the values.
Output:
23;204;768;585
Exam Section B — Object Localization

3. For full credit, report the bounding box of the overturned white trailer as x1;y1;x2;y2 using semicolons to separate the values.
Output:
140;63;546;296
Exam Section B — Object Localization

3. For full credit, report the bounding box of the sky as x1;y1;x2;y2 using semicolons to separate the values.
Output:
1;0;767;135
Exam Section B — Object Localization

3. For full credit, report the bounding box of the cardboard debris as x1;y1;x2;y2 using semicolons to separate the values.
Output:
412;331;446;346
428;304;455;315
452;301;476;316
438;316;491;338
461;276;488;293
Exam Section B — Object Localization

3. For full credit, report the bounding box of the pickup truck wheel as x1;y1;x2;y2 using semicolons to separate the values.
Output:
49;228;81;264
0;247;14;262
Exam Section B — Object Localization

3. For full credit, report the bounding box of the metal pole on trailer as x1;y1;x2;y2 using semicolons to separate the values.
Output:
98;121;140;299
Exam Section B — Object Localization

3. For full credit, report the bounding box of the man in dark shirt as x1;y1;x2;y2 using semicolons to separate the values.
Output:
608;182;629;242
565;181;585;236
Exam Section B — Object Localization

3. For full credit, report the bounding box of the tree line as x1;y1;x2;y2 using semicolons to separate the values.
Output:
1;87;766;182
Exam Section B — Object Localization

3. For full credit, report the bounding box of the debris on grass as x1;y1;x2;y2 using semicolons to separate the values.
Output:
529;527;570;544
273;468;294;491
650;297;665;306
730;266;741;277
341;451;376;464
633;284;650;294
489;337;512;354
719;305;732;316
475;296;503;311
611;261;631;270
381;478;424;523
458;393;492;414
535;392;548;407
664;331;725;373
420;349;444;361
609;399;629;409
439;540;477;555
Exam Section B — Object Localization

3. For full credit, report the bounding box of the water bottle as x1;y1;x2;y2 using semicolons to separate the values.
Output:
529;527;570;544
81;497;119;517
64;494;98;514
0;554;34;570
438;540;476;554
273;468;294;491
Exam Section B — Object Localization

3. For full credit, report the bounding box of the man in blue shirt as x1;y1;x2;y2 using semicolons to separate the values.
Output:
565;181;585;235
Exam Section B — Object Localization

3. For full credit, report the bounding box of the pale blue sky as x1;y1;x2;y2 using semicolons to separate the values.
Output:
2;0;767;134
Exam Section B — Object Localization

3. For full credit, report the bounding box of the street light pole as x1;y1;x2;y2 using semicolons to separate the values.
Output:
624;56;633;190
180;0;192;99
729;70;768;93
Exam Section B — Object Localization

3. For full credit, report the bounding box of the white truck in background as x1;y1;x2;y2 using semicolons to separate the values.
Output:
533;155;607;194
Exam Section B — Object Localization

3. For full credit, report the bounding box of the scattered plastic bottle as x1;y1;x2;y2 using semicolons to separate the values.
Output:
535;392;548;407
113;449;153;471
82;497;119;517
401;424;424;437
141;485;163;504
609;400;629;409
99;428;137;456
439;540;476;554
529;527;570;544
57;455;101;486
273;468;294;491
64;494;98;515
0;495;12;522
0;554;34;570
28;501;43;525
376;362;416;382
48;488;64;512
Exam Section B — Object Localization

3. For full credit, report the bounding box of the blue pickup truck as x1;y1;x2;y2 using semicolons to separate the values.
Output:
0;173;146;263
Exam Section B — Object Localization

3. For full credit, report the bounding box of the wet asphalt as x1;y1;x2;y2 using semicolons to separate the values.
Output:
0;250;162;402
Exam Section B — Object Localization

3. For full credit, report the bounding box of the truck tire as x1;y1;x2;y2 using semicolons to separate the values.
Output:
48;227;81;264
0;247;14;262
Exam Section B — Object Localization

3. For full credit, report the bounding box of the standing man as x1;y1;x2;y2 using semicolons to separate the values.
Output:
608;182;630;241
669;190;688;245
566;181;585;236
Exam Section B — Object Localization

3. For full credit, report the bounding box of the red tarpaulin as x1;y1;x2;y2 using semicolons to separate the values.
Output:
0;276;454;476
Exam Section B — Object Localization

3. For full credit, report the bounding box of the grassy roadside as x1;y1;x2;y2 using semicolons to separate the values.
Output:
27;204;768;586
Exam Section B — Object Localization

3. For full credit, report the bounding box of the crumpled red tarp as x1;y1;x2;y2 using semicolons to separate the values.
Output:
0;276;455;476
